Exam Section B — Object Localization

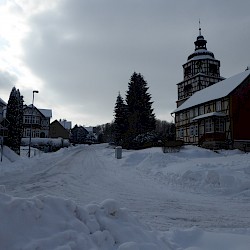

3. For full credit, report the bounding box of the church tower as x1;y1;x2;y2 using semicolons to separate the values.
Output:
176;24;224;107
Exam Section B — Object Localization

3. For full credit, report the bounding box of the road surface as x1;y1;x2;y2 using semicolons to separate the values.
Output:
0;144;249;231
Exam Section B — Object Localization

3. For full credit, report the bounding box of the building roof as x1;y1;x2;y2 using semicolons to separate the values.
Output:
187;49;215;61
26;105;52;118
51;119;68;130
172;70;250;113
38;109;52;118
192;112;226;121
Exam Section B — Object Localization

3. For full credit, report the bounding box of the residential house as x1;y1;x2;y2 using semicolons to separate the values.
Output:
23;105;52;138
172;28;250;150
70;125;89;144
85;126;98;142
50;120;70;139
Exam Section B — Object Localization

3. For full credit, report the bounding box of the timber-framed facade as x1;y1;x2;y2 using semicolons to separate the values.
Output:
173;69;250;150
172;27;250;150
176;27;224;107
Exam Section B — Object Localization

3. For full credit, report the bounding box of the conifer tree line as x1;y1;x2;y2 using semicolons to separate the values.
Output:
113;72;165;149
5;87;24;155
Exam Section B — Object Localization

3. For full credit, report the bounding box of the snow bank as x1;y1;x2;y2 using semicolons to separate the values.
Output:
167;227;250;250
113;145;250;197
1;144;250;249
1;192;250;250
0;193;169;250
2;145;20;162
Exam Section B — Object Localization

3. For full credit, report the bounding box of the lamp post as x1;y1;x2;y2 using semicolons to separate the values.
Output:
28;90;39;157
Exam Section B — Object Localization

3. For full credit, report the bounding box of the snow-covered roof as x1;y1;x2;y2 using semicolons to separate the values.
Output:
192;112;226;121
39;109;52;118
26;105;52;118
187;47;215;61
188;54;214;61
172;70;250;113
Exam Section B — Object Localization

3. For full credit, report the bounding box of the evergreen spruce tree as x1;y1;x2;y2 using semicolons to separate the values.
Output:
113;93;128;145
5;87;24;155
16;90;24;153
125;72;156;141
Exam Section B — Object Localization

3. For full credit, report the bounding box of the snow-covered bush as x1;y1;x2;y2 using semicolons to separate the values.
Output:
21;138;70;152
129;131;158;149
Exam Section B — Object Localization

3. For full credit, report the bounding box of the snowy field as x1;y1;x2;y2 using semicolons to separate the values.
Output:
0;143;250;249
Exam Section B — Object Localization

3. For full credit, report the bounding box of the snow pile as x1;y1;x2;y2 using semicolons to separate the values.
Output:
167;227;250;250
114;145;250;196
2;145;20;163
1;144;250;249
1;192;250;250
0;193;169;250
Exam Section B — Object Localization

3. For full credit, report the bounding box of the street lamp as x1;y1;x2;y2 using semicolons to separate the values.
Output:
28;90;39;157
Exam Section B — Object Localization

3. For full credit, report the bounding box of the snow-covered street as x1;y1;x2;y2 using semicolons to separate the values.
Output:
1;144;250;249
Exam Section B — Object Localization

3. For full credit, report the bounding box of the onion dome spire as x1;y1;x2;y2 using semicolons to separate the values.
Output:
194;20;207;50
187;21;215;61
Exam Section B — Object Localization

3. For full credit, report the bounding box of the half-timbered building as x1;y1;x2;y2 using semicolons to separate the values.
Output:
176;27;224;107
172;28;250;150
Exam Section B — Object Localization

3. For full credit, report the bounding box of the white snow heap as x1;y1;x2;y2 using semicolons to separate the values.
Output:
1;144;250;249
0;194;169;250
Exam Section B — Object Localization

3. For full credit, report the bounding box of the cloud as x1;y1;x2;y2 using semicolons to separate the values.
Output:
5;0;248;125
20;1;194;123
0;70;17;88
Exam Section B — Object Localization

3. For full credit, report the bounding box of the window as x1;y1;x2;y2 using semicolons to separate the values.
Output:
199;106;204;115
216;101;222;111
206;105;211;113
194;107;198;117
190;125;198;137
24;128;30;137
205;118;213;133
190;126;194;136
35;130;40;137
184;66;191;77
209;64;217;75
184;84;192;97
178;128;184;138
42;120;48;126
215;118;224;132
180;113;183;121
23;116;41;124
24;116;30;124
34;117;40;124
189;109;194;118
194;125;198;136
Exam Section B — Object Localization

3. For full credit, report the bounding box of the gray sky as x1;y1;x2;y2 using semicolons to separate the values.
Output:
0;0;249;126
